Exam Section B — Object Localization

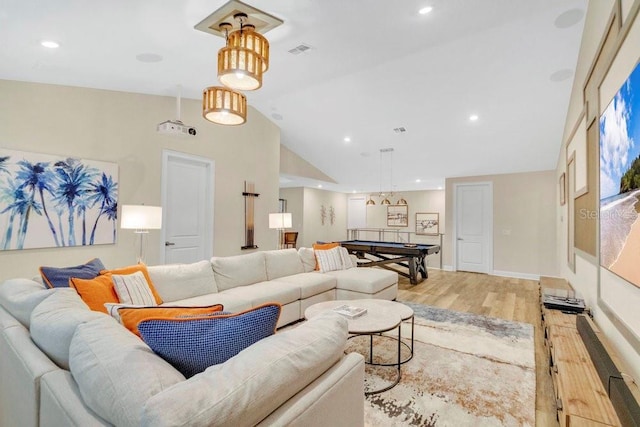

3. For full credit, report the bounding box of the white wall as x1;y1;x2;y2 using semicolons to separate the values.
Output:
444;171;558;278
558;0;640;381
0;80;281;281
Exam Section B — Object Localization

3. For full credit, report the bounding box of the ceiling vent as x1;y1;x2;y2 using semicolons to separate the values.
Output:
194;0;283;37
288;44;313;55
393;127;407;134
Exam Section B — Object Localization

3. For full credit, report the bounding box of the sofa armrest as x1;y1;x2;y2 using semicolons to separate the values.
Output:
0;325;60;427
257;352;365;427
40;370;111;427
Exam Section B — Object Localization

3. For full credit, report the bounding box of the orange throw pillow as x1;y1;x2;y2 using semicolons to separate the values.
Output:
70;275;119;313
101;264;163;305
312;242;340;270
118;305;225;337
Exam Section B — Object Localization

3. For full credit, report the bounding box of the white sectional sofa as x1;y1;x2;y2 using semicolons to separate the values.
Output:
0;248;397;426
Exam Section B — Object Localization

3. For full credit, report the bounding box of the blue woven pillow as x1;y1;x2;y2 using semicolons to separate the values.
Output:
40;258;106;288
138;303;281;378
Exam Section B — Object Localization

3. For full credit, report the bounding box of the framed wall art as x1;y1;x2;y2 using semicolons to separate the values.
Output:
416;212;439;235
387;205;408;227
0;148;118;250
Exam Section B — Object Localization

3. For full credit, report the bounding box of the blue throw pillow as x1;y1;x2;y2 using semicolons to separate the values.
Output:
40;258;106;288
139;303;281;378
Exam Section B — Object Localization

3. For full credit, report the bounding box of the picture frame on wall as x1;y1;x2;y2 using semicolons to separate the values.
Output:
387;205;408;227
559;173;566;206
416;212;439;235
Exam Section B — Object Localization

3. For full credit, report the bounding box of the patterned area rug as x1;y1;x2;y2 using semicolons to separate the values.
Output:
352;302;535;427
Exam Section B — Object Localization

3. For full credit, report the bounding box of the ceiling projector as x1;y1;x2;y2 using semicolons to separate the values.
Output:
157;120;197;137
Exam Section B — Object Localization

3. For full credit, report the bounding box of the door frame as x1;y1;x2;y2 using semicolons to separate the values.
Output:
160;150;215;264
452;181;493;273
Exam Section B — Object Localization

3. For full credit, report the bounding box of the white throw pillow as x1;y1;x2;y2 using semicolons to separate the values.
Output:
339;247;355;269
112;271;157;306
104;302;146;323
315;247;345;273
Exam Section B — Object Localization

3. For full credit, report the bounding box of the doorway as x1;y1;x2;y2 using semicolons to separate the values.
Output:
453;182;493;273
160;150;214;264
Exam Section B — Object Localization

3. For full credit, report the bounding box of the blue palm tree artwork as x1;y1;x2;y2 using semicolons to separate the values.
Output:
0;149;119;250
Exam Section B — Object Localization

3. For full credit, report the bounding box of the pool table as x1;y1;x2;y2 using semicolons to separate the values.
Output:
339;240;441;285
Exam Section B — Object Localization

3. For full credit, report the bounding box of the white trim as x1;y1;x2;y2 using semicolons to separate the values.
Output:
452;181;493;273
442;264;455;272
492;270;540;281
160;150;215;263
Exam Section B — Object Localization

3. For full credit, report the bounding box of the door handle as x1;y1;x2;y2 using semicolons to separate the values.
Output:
457;238;463;241
165;241;176;246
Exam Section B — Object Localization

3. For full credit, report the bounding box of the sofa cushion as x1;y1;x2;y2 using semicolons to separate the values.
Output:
0;278;51;327
112;271;158;306
69;316;185;427
222;280;300;306
101;264;163;305
326;267;397;294
30;289;104;370
264;249;304;280
140;311;348;427
147;261;217;303
298;247;317;272
276;273;337;299
40;258;105;288
117;304;225;337
139;303;281;378
69;275;119;313
211;252;267;291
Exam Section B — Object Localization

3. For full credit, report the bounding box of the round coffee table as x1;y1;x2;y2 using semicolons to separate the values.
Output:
305;299;414;395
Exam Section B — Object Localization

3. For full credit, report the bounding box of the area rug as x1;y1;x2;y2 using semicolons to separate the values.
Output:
351;302;535;427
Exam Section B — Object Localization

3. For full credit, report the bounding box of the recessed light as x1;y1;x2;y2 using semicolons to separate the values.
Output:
419;6;433;15
317;184;323;188
352;190;357;193
469;114;479;121
438;186;443;190
415;179;421;183
41;40;59;49
344;136;351;143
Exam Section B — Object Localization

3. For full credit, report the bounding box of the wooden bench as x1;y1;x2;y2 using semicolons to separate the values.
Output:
540;277;640;426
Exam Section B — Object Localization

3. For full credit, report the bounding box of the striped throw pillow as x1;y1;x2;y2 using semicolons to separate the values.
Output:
316;247;345;273
112;271;158;306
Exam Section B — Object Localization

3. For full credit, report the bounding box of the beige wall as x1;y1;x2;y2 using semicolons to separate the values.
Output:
280;145;336;183
301;188;347;247
444;171;557;278
558;0;640;381
0;80;281;281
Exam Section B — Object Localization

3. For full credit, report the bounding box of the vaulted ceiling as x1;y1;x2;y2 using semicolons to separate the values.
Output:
0;0;587;193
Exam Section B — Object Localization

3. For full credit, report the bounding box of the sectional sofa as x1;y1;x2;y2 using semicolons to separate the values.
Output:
0;248;398;426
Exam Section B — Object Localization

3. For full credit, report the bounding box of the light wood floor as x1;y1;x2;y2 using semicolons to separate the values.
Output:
397;269;558;427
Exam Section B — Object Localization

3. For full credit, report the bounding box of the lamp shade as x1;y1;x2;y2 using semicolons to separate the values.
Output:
203;86;247;125
121;205;162;230
218;42;264;91
227;25;269;72
269;212;292;229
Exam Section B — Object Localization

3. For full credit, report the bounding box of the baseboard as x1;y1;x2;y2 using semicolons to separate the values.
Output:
442;265;454;272
491;270;540;281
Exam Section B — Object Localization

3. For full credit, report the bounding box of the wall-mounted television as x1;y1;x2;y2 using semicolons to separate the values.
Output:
599;60;640;288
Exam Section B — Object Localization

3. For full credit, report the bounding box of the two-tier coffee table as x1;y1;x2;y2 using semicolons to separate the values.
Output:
304;299;414;395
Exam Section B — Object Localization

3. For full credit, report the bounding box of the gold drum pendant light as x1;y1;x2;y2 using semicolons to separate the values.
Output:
202;86;247;125
217;15;267;91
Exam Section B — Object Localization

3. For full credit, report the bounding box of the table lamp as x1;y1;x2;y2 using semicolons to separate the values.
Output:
269;212;292;249
120;205;162;264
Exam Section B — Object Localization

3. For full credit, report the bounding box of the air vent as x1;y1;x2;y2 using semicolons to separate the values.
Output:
380;148;394;153
288;44;313;55
393;127;407;134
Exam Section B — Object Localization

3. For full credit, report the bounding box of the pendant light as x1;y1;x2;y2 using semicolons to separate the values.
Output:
366;195;376;206
217;15;267;91
202;86;247;125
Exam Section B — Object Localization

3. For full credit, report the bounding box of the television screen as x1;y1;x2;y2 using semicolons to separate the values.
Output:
599;61;640;288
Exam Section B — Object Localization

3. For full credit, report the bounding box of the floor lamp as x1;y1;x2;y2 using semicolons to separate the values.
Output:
269;212;292;249
120;205;162;264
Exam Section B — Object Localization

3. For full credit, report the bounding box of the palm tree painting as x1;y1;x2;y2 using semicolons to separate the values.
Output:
0;149;118;250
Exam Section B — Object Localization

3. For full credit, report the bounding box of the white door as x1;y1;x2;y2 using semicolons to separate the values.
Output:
347;197;367;239
454;183;492;273
161;150;214;264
